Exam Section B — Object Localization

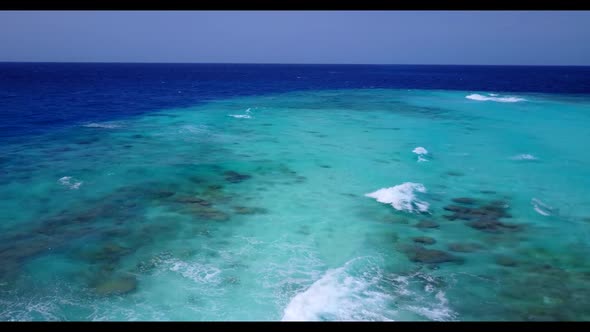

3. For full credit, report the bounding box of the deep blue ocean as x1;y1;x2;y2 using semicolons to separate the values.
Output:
2;63;590;139
1;63;590;320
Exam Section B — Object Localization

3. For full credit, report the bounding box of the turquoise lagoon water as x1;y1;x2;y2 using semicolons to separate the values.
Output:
1;88;590;320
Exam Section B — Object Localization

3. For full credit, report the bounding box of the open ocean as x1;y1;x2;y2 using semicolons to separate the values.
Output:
1;63;590;321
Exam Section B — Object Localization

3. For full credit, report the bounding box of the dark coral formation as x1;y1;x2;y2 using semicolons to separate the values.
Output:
406;246;462;264
223;171;252;183
415;219;440;229
494;255;520;267
398;244;462;265
232;206;269;215
447;242;484;253
92;274;138;296
80;243;134;264
188;205;230;221
452;197;477;205
413;236;437;245
175;196;212;206
466;219;521;232
446;171;464;177
443;198;521;233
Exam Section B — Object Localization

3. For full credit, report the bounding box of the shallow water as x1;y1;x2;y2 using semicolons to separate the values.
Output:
1;88;590;321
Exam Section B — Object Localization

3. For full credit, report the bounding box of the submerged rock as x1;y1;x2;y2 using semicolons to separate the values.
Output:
446;171;464;177
297;226;311;235
404;246;461;264
447;242;484;253
46;204;115;225
389;232;400;243
84;243;133;263
494;255;519;267
76;138;99;145
443;205;472;214
101;263;116;273
413;236;436;245
0;239;53;275
295;175;307;182
187;176;205;184
94;275;137;296
452;197;477;205
175;196;212;206
188;205;230;221
103;228;127;237
278;166;298;178
223;171;252;183
152;190;175;199
102;242;133;254
442;198;515;234
415;220;440;229
232;206;269;215
201;185;232;203
466;219;521;233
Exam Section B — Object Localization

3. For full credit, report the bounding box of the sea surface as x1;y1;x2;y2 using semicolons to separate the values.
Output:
1;63;590;321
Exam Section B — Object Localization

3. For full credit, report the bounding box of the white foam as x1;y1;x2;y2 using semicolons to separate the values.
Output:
58;176;83;190
82;122;121;129
166;258;222;284
229;108;254;119
365;182;429;213
511;154;538;161
228;114;252;119
281;259;393;321
412;147;428;155
531;198;555;216
407;290;454;321
417;156;428;163
465;93;526;103
533;206;550;216
387;271;456;321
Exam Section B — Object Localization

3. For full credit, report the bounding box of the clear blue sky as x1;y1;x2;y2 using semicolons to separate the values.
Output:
1;11;589;65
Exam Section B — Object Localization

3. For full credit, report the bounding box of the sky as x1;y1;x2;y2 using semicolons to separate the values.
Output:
0;11;589;65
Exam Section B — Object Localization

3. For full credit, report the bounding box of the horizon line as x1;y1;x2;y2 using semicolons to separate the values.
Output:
0;61;589;67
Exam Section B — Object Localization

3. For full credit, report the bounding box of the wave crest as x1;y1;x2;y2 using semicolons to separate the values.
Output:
58;176;83;190
412;147;428;155
531;198;556;216
365;182;429;213
466;93;526;103
229;108;254;119
511;154;538;161
281;258;393;321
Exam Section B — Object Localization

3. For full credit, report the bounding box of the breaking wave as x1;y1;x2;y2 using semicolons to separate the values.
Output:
365;182;429;213
466;93;526;103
